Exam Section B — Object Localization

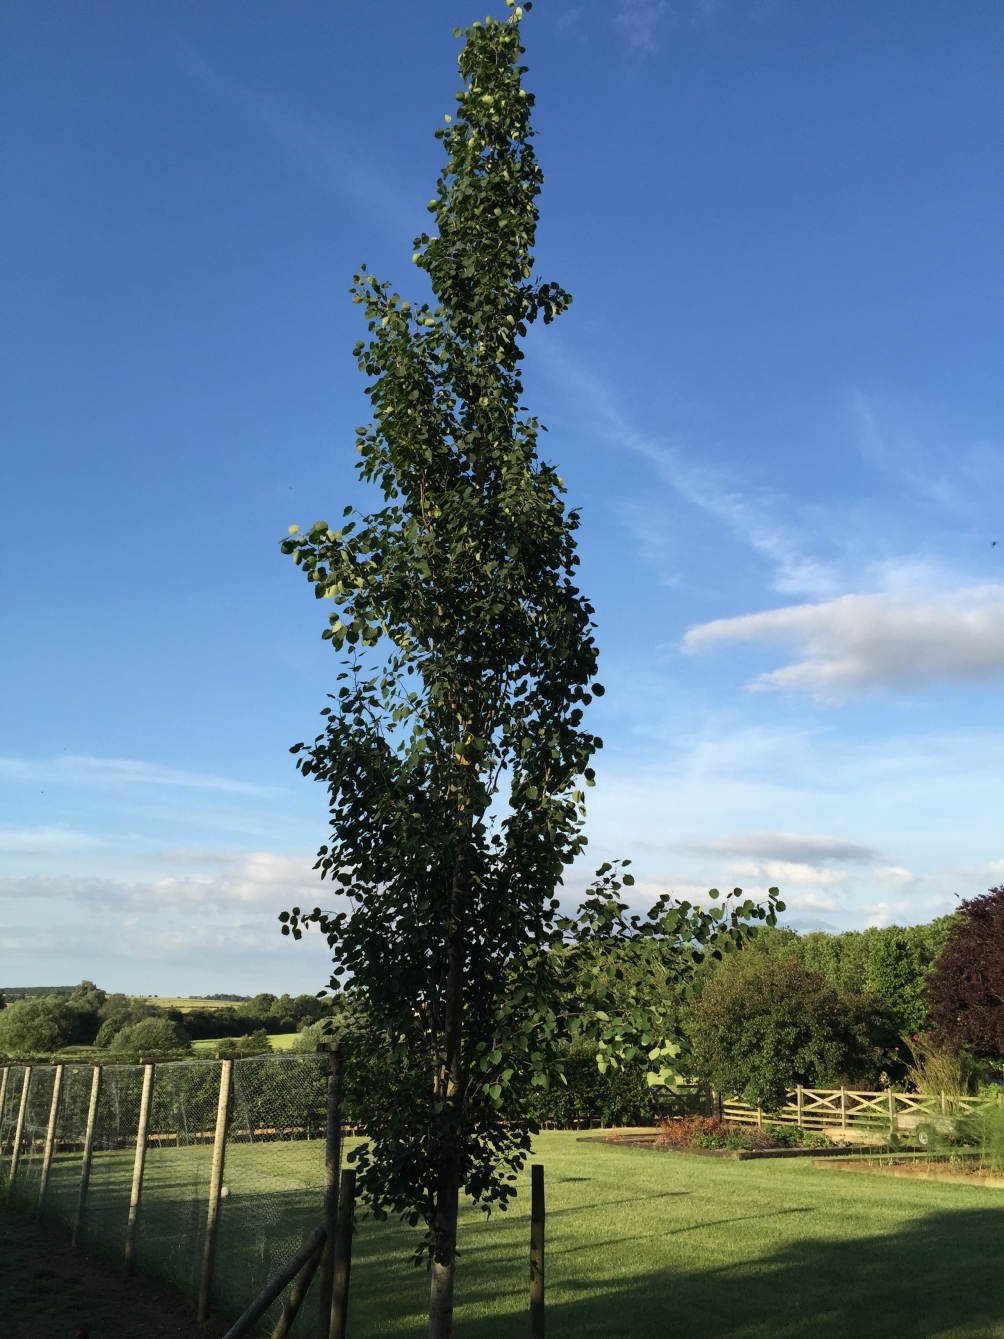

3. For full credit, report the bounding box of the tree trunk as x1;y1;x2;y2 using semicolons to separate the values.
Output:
428;1180;458;1338
429;854;466;1339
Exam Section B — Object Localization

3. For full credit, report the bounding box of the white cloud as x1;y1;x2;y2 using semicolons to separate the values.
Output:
725;860;846;887
0;825;104;854
0;851;323;914
616;1;672;52
782;892;844;913
684;831;880;863
684;585;1004;699
0;754;276;795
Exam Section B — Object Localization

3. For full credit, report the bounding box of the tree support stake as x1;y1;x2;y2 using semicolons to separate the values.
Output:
37;1062;64;1214
7;1065;32;1199
73;1065;102;1248
124;1063;154;1277
198;1057;233;1319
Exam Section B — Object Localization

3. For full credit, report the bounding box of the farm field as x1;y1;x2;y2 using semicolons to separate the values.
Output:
141;997;249;1011
11;1131;1004;1337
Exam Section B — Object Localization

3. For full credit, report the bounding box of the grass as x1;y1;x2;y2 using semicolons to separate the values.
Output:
190;1032;303;1055
9;1132;1004;1336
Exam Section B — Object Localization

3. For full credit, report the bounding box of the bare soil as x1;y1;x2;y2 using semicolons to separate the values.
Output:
0;1202;229;1339
815;1156;1004;1188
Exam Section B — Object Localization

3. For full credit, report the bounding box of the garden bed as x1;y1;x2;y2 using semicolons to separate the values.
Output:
815;1156;1004;1188
579;1133;888;1160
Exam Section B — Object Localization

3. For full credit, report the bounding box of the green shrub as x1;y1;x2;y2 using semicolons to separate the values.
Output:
522;1048;652;1127
692;1130;727;1148
94;993;161;1047
218;1028;272;1055
0;996;78;1055
108;1016;190;1057
689;955;876;1110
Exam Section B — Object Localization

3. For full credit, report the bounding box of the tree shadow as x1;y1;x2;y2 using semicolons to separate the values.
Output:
458;1204;1004;1338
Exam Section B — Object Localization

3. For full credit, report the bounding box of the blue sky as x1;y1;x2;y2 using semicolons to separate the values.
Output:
2;0;1002;995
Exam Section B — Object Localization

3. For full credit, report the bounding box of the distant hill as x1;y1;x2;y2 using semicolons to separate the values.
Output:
1;986;75;998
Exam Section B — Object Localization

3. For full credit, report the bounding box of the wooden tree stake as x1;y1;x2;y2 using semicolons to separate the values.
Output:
124;1063;155;1277
316;1047;343;1339
329;1167;356;1339
198;1058;233;1319
73;1065;102;1248
269;1236;326;1339
530;1163;545;1338
7;1065;32;1199
37;1063;64;1213
0;1066;9;1139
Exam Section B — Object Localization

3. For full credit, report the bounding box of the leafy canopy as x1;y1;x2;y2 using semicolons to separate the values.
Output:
278;6;782;1275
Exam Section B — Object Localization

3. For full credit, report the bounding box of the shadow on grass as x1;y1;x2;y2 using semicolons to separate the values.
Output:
458;1204;1004;1339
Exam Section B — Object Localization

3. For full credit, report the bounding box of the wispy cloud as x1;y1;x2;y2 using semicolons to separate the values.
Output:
685;585;1004;700
0;851;321;913
537;343;839;596
0;755;276;796
173;43;418;234
616;0;672;53
685;832;881;863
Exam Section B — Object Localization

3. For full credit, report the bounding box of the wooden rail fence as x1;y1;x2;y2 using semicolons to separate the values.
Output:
720;1086;1000;1132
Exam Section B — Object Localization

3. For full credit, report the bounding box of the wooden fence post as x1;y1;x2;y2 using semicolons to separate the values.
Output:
0;1066;9;1144
840;1087;847;1131
37;1063;64;1214
796;1086;804;1129
316;1047;343;1339
940;1091;947;1117
73;1065;102;1248
7;1065;32;1199
124;1063;155;1277
887;1087;896;1137
756;1107;763;1129
198;1058;233;1320
329;1167;356;1339
530;1163;545;1338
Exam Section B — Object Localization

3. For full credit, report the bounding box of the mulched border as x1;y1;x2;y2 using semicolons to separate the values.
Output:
0;1201;230;1339
814;1158;1004;1188
576;1133;889;1160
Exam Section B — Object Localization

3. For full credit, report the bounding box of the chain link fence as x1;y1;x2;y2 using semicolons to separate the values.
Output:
0;1055;330;1335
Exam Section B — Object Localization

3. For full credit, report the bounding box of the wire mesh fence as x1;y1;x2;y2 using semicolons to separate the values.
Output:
0;1054;330;1336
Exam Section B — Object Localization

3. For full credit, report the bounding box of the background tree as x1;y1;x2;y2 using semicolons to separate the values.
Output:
94;993;160;1047
108;1016;191;1058
688;955;877;1109
864;931;928;1033
928;886;1004;1058
279;10;780;1333
0;996;78;1056
67;979;107;1043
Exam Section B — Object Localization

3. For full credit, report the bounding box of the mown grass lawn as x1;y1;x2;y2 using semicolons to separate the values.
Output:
16;1131;1004;1337
346;1132;1004;1339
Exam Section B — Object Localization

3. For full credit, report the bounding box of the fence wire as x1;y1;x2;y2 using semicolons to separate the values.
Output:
0;1055;329;1336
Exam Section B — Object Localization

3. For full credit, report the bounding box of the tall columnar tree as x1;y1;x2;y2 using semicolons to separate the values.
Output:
281;11;599;1328
279;10;780;1334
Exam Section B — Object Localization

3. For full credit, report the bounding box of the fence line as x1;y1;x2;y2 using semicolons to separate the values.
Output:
721;1086;998;1132
0;1054;332;1336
